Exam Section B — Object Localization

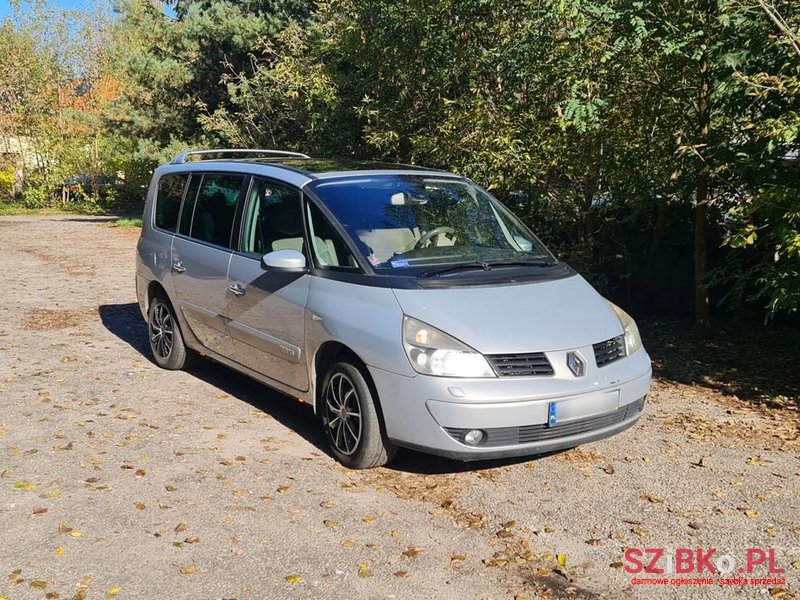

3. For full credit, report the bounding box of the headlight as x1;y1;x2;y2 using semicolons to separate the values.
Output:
402;316;495;377
608;302;643;356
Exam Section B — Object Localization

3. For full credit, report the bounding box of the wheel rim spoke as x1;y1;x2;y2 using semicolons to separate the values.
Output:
150;303;174;360
324;372;362;456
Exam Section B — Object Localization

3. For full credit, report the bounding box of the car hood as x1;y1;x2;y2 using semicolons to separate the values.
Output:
391;274;623;354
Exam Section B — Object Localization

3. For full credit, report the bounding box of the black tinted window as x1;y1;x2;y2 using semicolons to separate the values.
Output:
189;174;245;247
154;174;187;232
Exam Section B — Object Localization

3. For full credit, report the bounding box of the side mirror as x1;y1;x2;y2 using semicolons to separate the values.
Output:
261;249;307;271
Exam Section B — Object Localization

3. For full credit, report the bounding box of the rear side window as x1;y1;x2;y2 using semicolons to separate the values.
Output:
154;174;188;232
189;174;245;248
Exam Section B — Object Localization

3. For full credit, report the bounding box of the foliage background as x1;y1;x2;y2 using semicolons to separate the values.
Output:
0;0;797;323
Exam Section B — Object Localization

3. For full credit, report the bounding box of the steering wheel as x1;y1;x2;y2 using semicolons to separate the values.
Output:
414;226;456;249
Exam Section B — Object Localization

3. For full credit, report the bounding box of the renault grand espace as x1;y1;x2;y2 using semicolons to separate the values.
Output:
136;149;652;469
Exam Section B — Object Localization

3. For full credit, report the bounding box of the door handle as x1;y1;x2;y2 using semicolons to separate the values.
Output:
228;283;246;297
172;261;186;273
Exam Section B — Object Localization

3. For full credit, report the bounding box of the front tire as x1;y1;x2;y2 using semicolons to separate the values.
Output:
147;295;194;370
321;361;396;469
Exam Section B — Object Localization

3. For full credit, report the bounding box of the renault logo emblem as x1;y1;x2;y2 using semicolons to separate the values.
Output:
566;351;585;377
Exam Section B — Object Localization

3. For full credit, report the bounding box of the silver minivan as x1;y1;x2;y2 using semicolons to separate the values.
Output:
136;149;652;468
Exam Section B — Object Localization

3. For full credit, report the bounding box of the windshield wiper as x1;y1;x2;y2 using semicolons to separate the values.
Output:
419;258;555;278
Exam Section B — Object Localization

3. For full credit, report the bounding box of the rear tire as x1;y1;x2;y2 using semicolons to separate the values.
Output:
147;295;195;370
320;361;397;469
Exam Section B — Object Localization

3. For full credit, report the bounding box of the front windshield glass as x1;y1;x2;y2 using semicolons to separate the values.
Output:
307;175;555;275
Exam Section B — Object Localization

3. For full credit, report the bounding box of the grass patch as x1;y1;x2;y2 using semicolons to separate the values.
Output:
112;217;142;228
0;203;86;216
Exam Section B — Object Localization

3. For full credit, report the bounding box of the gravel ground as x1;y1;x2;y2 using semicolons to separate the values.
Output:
0;215;798;600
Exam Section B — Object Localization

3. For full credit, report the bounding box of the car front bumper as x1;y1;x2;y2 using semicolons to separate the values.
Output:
368;348;652;460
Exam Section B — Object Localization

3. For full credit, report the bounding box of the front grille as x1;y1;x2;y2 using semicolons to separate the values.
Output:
444;396;646;448
593;335;625;367
486;352;554;377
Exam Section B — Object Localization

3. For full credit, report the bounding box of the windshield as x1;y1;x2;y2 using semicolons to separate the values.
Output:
307;175;555;275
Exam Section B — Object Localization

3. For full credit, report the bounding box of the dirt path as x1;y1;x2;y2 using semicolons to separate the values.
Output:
0;215;797;600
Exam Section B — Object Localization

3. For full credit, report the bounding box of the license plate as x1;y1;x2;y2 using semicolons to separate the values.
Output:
547;402;558;427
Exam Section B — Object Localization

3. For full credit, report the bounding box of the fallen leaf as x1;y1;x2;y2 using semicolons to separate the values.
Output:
769;589;788;598
537;567;551;577
631;526;648;537
175;522;188;533
105;587;121;597
746;456;760;465
450;554;467;562
277;486;291;494
402;546;422;558
393;570;408;578
285;574;301;584
557;553;567;567
70;530;82;538
135;469;146;477
319;500;336;509
585;539;602;546
134;500;146;510
185;536;200;544
340;539;357;548
165;485;176;492
603;464;615;475
791;561;800;570
688;521;702;530
13;481;36;491
357;563;373;578
639;494;662;504
179;565;198;575
9;569;23;585
515;595;531;600
56;546;64;556
362;515;376;524
33;507;48;515
29;580;47;590
58;522;72;534
323;519;339;529
740;509;759;519
610;561;625;569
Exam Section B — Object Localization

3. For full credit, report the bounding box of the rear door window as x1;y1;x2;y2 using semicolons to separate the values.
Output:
154;174;188;232
189;174;246;248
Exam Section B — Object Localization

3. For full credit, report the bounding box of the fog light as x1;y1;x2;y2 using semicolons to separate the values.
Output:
464;429;485;446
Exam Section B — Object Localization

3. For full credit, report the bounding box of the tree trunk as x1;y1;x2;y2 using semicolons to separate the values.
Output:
694;37;712;330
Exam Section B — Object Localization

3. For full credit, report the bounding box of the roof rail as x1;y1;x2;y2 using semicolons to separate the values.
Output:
170;148;310;165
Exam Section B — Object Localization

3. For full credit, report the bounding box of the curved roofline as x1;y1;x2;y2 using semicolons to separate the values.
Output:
153;157;464;187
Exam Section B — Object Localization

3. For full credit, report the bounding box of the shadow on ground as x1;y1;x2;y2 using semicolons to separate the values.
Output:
97;303;537;474
642;318;800;409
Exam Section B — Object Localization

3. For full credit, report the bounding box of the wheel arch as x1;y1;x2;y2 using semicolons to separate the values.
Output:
313;341;388;429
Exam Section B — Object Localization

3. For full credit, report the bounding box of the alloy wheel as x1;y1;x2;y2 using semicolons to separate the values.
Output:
149;302;174;360
324;372;363;456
